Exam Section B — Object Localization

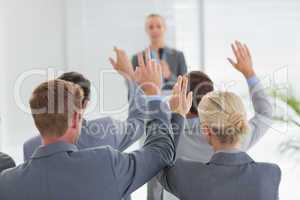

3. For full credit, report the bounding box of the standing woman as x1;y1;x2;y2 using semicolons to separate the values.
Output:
132;14;187;90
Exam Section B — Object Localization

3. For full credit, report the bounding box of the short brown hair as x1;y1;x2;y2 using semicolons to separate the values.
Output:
29;79;84;137
188;71;214;114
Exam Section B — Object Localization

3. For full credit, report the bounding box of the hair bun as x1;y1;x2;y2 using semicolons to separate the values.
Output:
228;112;248;134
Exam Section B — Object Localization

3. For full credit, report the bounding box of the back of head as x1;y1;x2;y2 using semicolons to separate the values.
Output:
29;79;84;137
58;72;91;102
198;91;249;144
187;71;214;114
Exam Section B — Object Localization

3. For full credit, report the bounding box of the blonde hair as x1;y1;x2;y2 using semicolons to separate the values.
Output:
198;91;249;144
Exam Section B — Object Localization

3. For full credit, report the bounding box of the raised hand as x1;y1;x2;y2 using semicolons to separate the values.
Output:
227;41;255;79
169;76;193;117
134;48;162;95
109;47;134;79
161;60;172;80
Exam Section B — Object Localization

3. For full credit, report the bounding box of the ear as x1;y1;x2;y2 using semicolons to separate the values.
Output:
71;112;81;129
82;99;89;110
202;125;210;136
202;125;213;143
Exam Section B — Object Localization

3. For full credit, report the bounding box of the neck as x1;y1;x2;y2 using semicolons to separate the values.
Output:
212;142;240;152
42;133;75;146
150;40;165;50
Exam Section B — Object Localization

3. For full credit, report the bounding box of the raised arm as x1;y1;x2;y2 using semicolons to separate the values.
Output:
169;75;192;146
158;76;193;197
227;41;273;150
108;50;176;198
108;47;147;151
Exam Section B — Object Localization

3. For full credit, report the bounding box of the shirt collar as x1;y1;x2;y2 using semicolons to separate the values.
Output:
31;141;78;159
208;151;254;166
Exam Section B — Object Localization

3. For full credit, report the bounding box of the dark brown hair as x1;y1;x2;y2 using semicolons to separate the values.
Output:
188;71;214;114
58;72;91;103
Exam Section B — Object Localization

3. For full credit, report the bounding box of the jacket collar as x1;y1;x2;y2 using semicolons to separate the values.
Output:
162;46;174;55
31;141;78;159
208;151;254;166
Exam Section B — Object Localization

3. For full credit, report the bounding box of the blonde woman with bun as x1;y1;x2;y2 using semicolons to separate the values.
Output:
199;91;250;150
158;42;281;200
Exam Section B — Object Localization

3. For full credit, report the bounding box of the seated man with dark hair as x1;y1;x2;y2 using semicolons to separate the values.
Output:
0;152;15;173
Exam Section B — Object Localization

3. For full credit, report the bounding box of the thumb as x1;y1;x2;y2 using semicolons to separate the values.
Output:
227;58;236;66
187;91;193;109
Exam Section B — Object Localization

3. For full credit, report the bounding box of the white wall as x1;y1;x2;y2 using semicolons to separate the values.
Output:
0;0;66;162
205;0;300;96
65;0;178;120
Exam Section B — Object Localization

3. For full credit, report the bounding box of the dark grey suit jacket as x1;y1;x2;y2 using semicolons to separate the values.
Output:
0;152;15;173
132;47;187;90
159;151;281;200
0;100;183;200
23;81;146;162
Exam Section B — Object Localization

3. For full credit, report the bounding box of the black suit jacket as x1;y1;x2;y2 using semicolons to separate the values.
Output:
132;47;187;90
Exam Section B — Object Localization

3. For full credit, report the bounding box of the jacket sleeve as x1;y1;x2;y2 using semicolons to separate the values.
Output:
157;159;187;199
77;80;146;152
0;153;16;173
108;100;176;198
171;113;186;148
112;80;147;151
147;113;186;200
241;76;273;150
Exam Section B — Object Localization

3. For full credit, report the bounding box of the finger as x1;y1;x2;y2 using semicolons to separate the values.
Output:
186;91;193;109
113;46;118;52
181;76;188;97
173;76;182;95
243;43;252;59
231;43;239;59
227;58;236;66
156;63;162;76
147;59;155;72
172;83;178;96
138;52;145;68
109;58;117;68
238;41;247;58
172;82;180;96
236;41;246;58
113;46;121;57
145;48;151;63
133;67;141;82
